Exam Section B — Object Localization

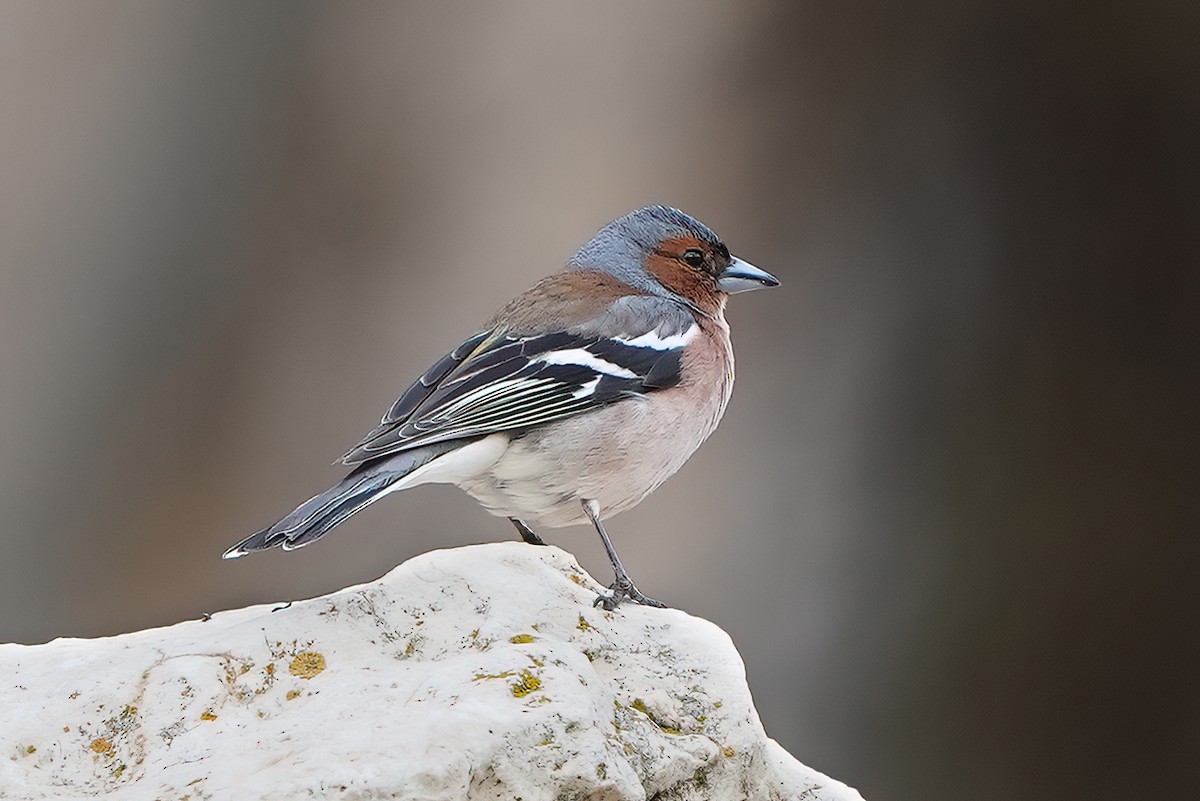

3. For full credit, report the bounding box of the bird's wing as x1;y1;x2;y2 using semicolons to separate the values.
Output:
341;298;698;466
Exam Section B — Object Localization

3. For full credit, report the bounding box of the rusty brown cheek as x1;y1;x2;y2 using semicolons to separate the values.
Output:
644;237;722;314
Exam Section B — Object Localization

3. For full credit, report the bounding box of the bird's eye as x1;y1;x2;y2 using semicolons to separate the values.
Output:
681;249;705;268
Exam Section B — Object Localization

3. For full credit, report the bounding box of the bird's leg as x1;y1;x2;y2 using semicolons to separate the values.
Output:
581;499;665;610
509;517;547;546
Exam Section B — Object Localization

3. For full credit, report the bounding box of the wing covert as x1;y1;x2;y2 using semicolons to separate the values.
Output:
340;323;696;466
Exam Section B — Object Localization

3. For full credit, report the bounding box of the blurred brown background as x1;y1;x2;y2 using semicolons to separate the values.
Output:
1;2;1196;799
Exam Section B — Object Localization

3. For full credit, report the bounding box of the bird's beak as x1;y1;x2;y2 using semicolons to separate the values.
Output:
716;257;780;294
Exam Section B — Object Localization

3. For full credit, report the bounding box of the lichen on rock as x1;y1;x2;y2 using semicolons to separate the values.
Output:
288;651;327;679
0;542;861;801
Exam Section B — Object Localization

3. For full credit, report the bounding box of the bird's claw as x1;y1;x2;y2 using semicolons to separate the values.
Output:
593;576;666;610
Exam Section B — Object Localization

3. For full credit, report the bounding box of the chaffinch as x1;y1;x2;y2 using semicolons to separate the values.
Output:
224;205;778;609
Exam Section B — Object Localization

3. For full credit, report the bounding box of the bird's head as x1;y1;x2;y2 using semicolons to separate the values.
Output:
568;205;778;314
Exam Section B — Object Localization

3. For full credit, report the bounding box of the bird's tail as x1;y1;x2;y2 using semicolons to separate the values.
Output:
222;442;459;559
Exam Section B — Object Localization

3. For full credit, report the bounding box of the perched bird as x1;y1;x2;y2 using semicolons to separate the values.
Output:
224;206;778;609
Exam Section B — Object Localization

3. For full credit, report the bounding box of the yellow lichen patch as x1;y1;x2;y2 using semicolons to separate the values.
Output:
508;634;534;644
722;745;736;758
473;670;516;681
576;616;592;631
24;745;36;755
630;698;681;735
112;764;126;779
286;690;301;701
199;710;217;721
510;669;542;698
89;737;113;754
265;663;275;676
288;651;326;679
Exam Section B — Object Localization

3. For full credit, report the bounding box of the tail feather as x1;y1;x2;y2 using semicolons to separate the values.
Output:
279;472;394;550
222;442;460;559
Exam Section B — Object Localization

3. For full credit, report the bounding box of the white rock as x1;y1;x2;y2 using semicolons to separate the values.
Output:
1;543;862;801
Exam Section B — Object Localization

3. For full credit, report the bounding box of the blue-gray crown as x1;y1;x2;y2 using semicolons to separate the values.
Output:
568;206;723;297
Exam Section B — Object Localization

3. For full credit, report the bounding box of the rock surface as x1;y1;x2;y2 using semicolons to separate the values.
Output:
1;543;862;800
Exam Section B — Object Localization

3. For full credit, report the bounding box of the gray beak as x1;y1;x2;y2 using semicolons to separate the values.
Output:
716;256;780;294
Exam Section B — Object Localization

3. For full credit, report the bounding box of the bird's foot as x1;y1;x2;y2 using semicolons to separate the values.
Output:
594;575;666;610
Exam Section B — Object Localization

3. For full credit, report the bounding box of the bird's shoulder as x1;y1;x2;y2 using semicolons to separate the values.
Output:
487;268;696;339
